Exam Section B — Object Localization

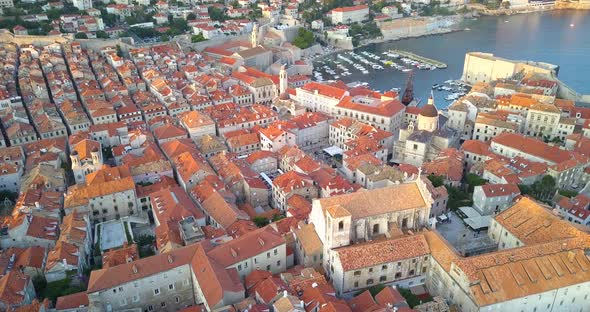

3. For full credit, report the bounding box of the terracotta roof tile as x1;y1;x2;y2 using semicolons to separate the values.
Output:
335;234;429;271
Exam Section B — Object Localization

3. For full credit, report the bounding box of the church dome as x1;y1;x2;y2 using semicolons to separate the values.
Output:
419;95;438;117
420;104;438;117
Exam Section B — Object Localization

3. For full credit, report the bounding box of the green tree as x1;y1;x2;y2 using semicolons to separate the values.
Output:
447;186;472;210
191;33;207;42
272;214;285;222
116;44;123;57
532;175;556;201
558;189;578;198
465;173;487;192
208;6;226;21
187;12;197;20
95;30;109;39
368;284;385;296
131;27;160;38
292;28;315;49
75;32;88;39
427;174;444;187
126;10;155;25
166;18;189;36
101;11;119;26
253;216;269;227
33;275;48;301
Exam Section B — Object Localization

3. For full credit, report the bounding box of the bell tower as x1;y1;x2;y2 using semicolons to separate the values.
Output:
279;65;287;95
251;23;259;48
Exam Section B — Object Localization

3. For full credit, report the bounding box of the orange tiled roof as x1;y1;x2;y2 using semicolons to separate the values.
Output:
55;292;89;310
492;133;573;165
335;234;429;271
301;82;347;99
102;244;139;268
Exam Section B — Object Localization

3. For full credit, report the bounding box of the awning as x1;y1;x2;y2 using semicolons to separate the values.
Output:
323;145;343;156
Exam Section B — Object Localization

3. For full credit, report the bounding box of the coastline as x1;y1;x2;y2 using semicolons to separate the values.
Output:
313;4;589;61
313;26;465;62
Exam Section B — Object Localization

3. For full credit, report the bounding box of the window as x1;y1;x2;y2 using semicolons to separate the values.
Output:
161;302;166;307
382;265;387;270
120;298;127;306
267;265;271;271
168;284;174;290
133;294;139;302
238;264;242;271
154;288;160;295
354;281;359;288
354;271;361;276
338;221;344;231
395;272;402;279
277;260;281;266
148;306;154;311
373;224;379;234
380;276;387;282
175;297;180;303
366;279;374;285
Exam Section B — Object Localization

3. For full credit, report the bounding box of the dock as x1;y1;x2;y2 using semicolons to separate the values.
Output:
390;49;447;69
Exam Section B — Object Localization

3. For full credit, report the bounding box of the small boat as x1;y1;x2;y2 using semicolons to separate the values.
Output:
432;84;440;89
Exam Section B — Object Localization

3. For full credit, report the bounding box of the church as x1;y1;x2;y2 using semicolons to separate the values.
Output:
393;95;458;167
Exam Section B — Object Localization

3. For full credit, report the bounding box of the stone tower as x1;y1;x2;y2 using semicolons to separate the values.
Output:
91;147;102;165
251;23;259;48
70;150;80;168
279;64;287;95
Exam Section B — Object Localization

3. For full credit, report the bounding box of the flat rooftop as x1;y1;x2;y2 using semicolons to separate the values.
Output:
99;220;128;251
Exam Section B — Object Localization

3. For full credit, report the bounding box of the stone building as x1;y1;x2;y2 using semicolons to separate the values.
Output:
331;234;430;294
309;177;433;287
87;225;285;311
523;103;561;139
426;197;590;312
393;96;458;167
64;165;138;223
272;171;318;212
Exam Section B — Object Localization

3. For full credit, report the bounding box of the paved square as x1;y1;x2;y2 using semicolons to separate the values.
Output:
99;220;127;251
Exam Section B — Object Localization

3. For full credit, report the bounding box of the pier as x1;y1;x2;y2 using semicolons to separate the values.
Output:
390;49;448;69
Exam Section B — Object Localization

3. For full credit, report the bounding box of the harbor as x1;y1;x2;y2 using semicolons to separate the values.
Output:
389;49;448;69
312;10;590;109
313;50;444;83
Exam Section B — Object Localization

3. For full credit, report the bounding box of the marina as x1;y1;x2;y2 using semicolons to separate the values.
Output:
313;49;443;82
312;11;590;109
390;49;448;69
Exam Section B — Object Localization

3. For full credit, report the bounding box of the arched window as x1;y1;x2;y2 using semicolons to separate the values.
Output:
338;221;344;231
373;224;379;234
